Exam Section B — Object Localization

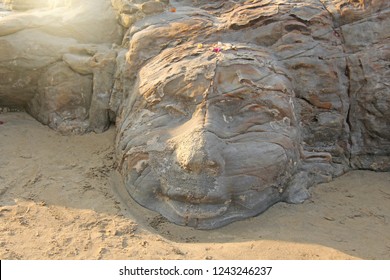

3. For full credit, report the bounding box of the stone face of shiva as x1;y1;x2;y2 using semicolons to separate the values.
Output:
117;46;304;229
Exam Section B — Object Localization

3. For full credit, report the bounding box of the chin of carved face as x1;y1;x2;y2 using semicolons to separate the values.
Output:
117;47;301;228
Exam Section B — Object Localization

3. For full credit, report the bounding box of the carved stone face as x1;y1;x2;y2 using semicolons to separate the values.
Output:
117;46;301;228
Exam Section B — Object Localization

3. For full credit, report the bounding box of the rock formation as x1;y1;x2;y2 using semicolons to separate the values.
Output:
0;0;123;133
0;0;389;228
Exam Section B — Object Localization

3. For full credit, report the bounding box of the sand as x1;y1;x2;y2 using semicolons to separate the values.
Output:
0;112;389;260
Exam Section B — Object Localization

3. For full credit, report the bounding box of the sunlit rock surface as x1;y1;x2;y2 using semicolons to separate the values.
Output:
0;0;122;133
0;0;389;228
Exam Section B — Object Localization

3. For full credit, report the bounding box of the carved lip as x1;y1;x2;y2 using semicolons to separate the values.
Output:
157;171;231;205
160;189;231;206
154;175;234;221
159;194;231;221
158;183;231;206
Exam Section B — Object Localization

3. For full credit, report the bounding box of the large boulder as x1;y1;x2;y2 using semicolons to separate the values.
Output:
113;0;390;228
0;0;122;133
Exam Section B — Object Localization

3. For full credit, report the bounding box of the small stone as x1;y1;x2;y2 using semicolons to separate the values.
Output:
324;216;335;221
120;4;138;14
141;1;165;15
120;14;137;28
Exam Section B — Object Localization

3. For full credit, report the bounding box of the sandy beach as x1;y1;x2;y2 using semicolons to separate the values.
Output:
0;112;389;260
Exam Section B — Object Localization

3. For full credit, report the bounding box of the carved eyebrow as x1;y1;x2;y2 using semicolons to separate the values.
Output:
223;93;245;100
239;104;281;117
239;104;265;112
218;74;277;97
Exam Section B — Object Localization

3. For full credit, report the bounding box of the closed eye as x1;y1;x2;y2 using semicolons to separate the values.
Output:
239;104;265;113
224;93;245;100
239;104;280;117
164;104;187;116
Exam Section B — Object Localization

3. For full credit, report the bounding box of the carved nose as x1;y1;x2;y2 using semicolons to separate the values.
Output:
175;130;224;175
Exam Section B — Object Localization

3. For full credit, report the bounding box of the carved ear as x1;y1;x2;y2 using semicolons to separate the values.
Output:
281;145;348;204
299;148;347;184
281;150;345;204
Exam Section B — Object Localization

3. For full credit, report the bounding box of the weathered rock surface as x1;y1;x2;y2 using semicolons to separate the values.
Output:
113;0;390;228
0;0;389;228
0;0;122;133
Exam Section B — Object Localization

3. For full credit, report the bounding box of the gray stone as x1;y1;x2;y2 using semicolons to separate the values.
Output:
141;1;165;14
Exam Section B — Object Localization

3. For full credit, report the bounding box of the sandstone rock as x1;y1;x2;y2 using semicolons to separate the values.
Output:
141;1;165;14
116;2;138;14
0;0;122;133
27;62;92;134
120;13;138;28
113;0;389;228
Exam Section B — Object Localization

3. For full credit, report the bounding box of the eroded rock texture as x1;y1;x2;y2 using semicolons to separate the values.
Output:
0;0;122;133
0;0;389;228
113;0;389;228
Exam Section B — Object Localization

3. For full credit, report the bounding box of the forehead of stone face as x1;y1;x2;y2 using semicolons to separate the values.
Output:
138;46;291;104
138;48;214;104
214;56;293;97
216;64;261;93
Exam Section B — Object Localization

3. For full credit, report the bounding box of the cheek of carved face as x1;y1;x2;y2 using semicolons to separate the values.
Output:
119;58;301;228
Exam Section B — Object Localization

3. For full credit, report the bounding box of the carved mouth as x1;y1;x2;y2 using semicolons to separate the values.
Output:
124;163;287;229
159;172;229;200
154;183;282;229
160;196;230;220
